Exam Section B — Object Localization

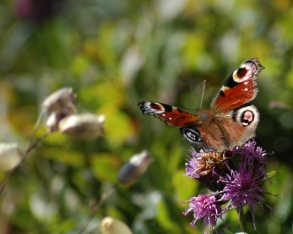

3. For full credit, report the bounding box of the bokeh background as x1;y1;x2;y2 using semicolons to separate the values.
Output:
1;0;293;233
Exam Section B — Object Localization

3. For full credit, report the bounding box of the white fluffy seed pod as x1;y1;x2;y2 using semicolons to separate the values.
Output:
58;113;105;140
0;143;22;171
100;217;133;234
42;87;77;115
117;150;153;186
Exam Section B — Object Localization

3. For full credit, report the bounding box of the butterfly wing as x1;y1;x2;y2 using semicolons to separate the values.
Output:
205;58;263;151
193;105;259;152
211;58;264;112
138;101;197;128
138;58;264;152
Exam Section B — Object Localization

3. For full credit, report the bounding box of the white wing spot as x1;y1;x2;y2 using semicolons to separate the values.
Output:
155;110;164;114
244;88;248;91
169;117;172;120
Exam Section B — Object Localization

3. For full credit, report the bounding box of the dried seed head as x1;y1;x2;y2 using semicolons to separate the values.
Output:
42;87;77;115
58;113;105;140
45;112;67;132
0;143;22;171
195;151;230;176
186;149;232;191
100;217;133;234
118;150;153;186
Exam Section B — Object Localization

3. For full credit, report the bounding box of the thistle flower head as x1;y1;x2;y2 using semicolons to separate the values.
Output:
183;140;274;230
183;194;222;228
233;140;268;173
185;148;232;191
219;168;267;213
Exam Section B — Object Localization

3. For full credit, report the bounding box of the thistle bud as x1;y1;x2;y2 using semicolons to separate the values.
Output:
41;87;76;115
58;113;105;140
100;217;133;234
118;150;152;186
0;143;22;171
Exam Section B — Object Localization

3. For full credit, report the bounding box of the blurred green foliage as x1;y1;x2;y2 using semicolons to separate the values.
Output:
1;0;293;233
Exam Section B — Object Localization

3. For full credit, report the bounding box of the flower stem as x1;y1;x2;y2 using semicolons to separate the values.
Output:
78;189;114;234
0;132;50;195
238;208;247;232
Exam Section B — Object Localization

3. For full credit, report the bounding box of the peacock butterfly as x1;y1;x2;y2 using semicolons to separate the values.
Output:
138;58;264;152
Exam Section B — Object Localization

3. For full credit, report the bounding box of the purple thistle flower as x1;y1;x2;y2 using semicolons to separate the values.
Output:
218;140;271;229
183;140;274;230
218;168;268;229
14;0;65;22
183;194;223;228
233;140;268;168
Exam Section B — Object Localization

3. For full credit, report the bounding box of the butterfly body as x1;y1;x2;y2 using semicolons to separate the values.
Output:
138;58;264;152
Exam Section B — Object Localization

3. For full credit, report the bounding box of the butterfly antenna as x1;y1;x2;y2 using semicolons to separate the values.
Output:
200;80;206;108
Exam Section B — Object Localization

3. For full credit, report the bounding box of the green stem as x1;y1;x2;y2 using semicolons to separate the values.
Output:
0;132;50;195
238;208;247;233
78;189;115;234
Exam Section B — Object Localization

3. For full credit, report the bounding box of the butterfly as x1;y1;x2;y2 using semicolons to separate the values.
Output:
138;58;264;152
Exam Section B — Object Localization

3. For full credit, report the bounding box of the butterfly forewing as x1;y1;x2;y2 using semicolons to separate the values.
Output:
211;58;264;113
138;101;197;128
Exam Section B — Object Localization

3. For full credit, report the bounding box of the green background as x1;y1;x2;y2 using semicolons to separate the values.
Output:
0;0;293;233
